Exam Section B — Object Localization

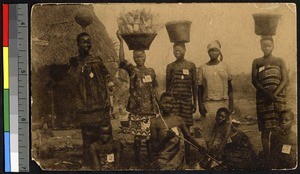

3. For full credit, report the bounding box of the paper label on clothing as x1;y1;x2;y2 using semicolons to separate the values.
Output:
171;127;179;136
282;144;291;154
227;137;232;143
143;75;152;83
107;153;115;163
89;72;94;78
183;69;189;75
258;66;265;72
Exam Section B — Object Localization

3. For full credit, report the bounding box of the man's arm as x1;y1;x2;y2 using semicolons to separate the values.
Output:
192;64;197;113
217;123;232;154
180;122;206;153
208;125;217;148
228;80;234;114
273;58;288;96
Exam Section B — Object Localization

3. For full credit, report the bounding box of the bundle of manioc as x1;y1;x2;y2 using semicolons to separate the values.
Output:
117;9;156;34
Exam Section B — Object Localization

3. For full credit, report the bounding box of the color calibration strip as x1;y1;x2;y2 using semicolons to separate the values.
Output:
3;4;29;172
3;3;11;172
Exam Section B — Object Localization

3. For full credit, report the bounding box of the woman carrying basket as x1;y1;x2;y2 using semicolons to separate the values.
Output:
117;31;159;167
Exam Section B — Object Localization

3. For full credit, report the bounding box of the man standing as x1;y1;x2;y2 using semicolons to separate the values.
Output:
68;32;114;168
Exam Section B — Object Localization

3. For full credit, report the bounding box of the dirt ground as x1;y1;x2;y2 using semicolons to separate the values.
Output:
31;98;297;171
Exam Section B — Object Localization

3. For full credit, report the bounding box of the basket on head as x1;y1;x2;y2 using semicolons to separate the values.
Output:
252;13;281;36
165;20;192;43
74;8;93;30
121;33;157;50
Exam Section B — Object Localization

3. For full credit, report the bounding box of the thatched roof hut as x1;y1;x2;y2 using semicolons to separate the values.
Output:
31;4;125;126
31;3;118;71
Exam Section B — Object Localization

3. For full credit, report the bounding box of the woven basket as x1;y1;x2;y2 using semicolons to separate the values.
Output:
253;13;281;36
165;20;192;43
121;33;157;50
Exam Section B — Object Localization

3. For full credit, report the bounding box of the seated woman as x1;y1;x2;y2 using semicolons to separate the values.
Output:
207;108;255;169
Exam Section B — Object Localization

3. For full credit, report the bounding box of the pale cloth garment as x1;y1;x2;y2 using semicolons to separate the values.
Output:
197;61;232;142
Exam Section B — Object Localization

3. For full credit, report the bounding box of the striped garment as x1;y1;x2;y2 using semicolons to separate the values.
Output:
173;98;193;126
256;65;286;131
166;60;196;126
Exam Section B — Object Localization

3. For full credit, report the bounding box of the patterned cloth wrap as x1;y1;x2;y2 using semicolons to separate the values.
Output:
128;113;156;139
256;65;286;131
222;130;255;169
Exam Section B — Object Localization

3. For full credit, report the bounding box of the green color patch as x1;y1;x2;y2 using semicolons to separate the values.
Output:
4;89;10;131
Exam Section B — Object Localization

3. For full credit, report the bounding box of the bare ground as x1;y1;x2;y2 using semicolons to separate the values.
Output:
32;97;297;171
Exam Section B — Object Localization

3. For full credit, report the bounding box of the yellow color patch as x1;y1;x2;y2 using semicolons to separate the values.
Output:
3;47;9;89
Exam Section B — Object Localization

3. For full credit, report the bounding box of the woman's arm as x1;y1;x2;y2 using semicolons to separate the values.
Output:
116;31;125;63
166;65;172;92
150;120;159;155
251;59;275;100
228;81;234;114
198;85;207;117
273;58;288;96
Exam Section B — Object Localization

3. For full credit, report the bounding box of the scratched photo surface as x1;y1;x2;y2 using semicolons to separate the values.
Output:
30;3;297;171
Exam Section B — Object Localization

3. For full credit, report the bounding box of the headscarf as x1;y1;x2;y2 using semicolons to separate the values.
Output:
207;40;223;61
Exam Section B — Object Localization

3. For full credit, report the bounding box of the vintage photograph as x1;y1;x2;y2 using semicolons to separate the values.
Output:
31;3;297;171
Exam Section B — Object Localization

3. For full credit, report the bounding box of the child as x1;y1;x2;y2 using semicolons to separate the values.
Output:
90;124;123;170
270;110;296;169
117;31;159;167
207;108;254;169
166;43;197;164
150;92;205;170
251;36;288;156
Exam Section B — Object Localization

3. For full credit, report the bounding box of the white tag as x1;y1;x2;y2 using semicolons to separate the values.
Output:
181;75;184;79
171;127;179;136
89;72;94;78
282;144;291;154
258;66;265;72
144;75;152;82
183;69;189;75
143;75;152;83
227;137;232;143
107;153;115;163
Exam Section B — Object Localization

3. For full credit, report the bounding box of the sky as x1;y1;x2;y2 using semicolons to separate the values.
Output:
94;3;296;76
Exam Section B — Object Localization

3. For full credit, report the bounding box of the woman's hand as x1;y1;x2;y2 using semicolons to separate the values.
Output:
199;103;207;117
266;92;277;102
116;30;123;41
192;104;197;113
228;103;234;114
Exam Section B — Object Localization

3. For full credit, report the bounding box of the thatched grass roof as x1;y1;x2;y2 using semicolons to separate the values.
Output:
31;4;118;72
